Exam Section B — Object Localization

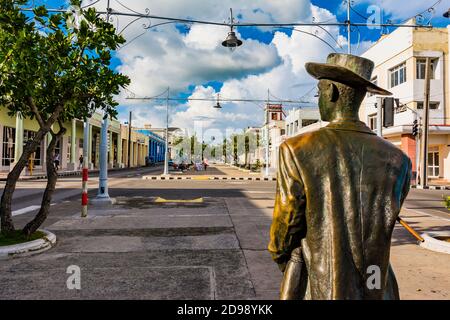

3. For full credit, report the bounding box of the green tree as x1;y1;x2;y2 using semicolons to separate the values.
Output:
0;1;130;236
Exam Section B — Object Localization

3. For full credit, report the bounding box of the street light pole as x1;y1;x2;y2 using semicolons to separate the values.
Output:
347;0;351;54
95;113;112;202
163;87;170;175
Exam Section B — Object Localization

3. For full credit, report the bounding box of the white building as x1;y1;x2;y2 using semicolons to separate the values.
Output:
260;104;286;173
285;108;321;138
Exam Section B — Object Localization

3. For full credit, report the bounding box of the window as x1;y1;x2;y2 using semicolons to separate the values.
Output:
301;119;318;127
368;114;377;131
417;101;440;110
368;77;378;97
428;147;439;177
280;129;286;135
2;126;15;166
294;120;299;133
271;113;278;121
389;63;406;88
416;58;436;80
286;124;290;136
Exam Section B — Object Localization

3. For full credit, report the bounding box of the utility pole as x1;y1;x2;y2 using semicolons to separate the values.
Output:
265;89;270;177
347;0;351;54
127;111;132;168
81;119;89;217
420;57;431;188
414;114;421;186
163;87;170;175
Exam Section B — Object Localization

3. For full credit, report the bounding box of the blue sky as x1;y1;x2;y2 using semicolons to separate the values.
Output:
27;0;450;135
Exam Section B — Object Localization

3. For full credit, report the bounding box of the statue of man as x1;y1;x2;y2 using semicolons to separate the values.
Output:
268;53;412;300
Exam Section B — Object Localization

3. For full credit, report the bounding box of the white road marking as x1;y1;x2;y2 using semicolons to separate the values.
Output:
12;205;40;216
12;203;57;216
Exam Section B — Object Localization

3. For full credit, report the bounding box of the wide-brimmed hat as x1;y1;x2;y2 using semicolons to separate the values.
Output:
305;53;392;96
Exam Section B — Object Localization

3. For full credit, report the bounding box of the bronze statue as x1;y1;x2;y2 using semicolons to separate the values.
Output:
268;53;412;300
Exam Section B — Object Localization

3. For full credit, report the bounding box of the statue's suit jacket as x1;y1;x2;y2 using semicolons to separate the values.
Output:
268;120;412;300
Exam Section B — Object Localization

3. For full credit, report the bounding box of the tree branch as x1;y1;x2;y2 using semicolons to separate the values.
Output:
27;96;45;128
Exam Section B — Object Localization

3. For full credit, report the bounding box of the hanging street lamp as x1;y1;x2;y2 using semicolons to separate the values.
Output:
213;93;222;109
222;8;243;51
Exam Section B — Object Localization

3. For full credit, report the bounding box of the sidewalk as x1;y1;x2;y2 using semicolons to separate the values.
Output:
0;165;153;181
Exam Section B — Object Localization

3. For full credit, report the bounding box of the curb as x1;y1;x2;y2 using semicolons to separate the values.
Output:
419;231;450;255
0;230;56;260
143;175;277;181
411;185;450;190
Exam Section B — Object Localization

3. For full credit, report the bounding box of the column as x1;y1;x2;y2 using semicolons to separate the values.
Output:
88;123;93;168
130;141;134;167
109;131;114;168
151;141;155;161
0;124;3;170
14;112;23;163
70;119;76;167
117;131;122;167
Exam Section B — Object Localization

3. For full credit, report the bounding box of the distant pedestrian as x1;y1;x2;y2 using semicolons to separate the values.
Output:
54;152;60;171
79;154;84;170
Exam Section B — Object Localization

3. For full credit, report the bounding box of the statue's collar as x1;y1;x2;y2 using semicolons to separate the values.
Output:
323;120;376;135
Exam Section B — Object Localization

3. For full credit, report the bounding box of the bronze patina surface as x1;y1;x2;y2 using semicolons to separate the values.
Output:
268;54;412;300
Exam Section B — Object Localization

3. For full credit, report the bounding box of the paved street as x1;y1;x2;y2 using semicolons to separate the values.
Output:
0;164;449;299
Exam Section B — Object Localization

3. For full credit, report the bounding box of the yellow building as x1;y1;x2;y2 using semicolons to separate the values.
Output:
0;107;149;172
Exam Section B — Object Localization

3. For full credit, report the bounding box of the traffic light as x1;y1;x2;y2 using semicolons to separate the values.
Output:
412;120;419;137
383;97;395;127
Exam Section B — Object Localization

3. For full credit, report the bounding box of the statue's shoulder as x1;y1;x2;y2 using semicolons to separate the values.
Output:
282;130;324;153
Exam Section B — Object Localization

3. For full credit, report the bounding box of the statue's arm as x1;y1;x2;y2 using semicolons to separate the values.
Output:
268;142;306;272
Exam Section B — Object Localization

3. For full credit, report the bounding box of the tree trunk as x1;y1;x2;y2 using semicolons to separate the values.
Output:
22;127;65;236
0;127;48;234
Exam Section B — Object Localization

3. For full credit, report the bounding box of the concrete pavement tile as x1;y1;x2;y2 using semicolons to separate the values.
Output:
47;215;234;230
243;249;282;294
0;250;256;300
56;236;144;253
142;234;239;251
0;266;214;299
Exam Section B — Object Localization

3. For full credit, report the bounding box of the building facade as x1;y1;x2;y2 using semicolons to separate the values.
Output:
0;107;149;172
135;125;166;163
360;21;450;182
260;104;286;172
285;108;321;138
